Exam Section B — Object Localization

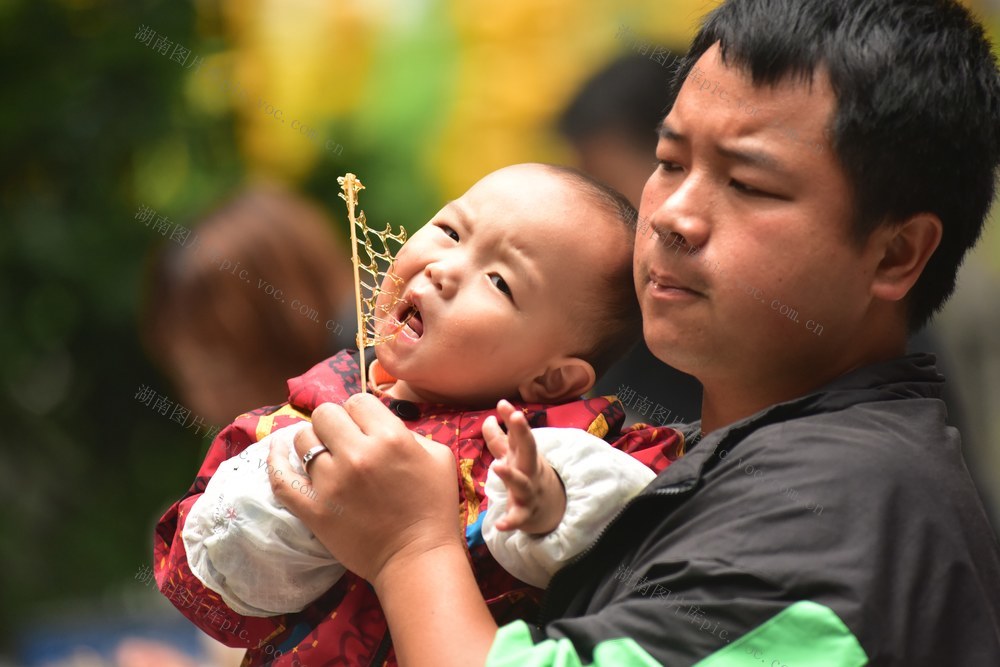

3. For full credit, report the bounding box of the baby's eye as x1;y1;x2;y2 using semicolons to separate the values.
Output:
489;273;513;299
438;224;460;242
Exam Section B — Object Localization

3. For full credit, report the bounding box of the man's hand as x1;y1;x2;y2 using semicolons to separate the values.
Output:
266;394;460;584
483;399;567;535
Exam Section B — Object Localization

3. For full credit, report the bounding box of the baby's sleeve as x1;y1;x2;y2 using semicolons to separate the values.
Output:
154;410;330;648
482;427;656;588
182;421;347;617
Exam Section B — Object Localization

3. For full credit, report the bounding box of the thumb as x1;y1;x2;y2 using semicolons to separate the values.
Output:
483;415;510;460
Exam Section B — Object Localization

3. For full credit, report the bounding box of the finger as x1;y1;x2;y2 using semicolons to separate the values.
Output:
495;504;534;532
292;423;320;458
267;433;313;518
492;464;534;504
505;410;538;477
491;460;510;482
495;514;515;532
341;392;407;438
309;402;357;459
495;399;518;427
483;415;510;460
290;421;327;468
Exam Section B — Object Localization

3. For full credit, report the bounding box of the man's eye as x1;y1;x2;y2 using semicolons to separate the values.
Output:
438;224;460;241
489;274;513;299
731;179;776;198
657;160;683;173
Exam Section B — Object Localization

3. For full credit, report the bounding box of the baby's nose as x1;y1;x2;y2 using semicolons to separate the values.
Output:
424;261;458;298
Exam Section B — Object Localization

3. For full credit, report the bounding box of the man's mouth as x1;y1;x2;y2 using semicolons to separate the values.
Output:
651;278;695;292
647;269;704;299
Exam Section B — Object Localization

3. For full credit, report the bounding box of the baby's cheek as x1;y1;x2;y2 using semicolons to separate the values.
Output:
468;324;507;358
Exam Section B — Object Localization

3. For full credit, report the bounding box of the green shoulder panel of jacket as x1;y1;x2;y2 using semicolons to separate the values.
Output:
486;601;868;667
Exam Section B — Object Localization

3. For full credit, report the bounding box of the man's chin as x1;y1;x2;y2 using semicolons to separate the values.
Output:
642;327;696;372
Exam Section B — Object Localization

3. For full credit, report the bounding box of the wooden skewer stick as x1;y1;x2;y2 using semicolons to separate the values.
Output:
339;173;370;394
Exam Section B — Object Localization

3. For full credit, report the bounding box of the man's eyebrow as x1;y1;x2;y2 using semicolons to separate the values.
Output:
716;143;794;174
657;120;684;143
658;120;792;175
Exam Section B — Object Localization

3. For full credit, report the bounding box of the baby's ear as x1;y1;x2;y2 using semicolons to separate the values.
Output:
519;358;596;404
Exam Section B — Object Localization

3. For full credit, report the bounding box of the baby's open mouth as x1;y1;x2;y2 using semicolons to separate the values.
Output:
397;304;424;338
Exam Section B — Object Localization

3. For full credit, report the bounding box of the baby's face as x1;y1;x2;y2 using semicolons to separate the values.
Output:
374;164;620;406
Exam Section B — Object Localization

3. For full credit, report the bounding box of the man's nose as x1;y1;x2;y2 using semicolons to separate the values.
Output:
644;173;712;252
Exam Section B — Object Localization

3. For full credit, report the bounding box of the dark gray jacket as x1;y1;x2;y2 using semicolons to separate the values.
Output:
486;354;1000;666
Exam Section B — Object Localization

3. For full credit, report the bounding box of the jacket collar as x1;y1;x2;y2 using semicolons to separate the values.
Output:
649;353;945;493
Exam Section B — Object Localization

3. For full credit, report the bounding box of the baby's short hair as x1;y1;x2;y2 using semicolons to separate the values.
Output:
541;164;643;380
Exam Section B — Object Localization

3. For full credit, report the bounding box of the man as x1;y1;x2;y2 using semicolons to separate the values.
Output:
269;0;1000;664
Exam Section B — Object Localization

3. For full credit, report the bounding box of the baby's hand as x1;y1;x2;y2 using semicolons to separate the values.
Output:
483;400;566;535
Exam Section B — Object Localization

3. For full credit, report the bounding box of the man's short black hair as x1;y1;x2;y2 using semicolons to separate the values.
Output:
672;0;1000;331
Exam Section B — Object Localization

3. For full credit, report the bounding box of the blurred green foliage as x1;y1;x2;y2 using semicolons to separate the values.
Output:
0;0;447;653
0;0;237;651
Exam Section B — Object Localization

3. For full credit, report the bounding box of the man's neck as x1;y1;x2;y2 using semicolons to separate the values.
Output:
699;340;908;434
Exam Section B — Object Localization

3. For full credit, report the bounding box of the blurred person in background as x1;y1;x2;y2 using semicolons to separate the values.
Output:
141;185;356;426
559;52;679;207
106;185;356;667
559;52;703;424
936;257;1000;529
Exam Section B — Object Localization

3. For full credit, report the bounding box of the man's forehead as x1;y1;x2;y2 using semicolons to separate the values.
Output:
686;44;830;102
663;47;835;150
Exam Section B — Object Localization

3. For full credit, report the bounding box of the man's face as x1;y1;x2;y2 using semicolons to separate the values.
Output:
636;44;883;392
374;164;617;406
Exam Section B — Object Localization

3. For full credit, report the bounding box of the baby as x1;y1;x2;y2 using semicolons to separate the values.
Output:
155;163;686;667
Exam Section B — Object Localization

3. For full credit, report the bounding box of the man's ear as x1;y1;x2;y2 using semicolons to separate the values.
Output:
518;357;597;404
870;213;943;302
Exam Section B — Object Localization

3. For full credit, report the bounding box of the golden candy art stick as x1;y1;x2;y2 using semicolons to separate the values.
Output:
338;173;408;394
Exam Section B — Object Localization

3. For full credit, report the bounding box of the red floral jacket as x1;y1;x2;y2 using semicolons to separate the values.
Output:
153;350;684;666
